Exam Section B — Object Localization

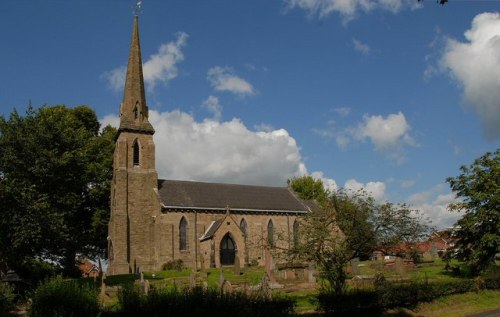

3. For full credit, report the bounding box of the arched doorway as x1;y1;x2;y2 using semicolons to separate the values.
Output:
220;233;236;265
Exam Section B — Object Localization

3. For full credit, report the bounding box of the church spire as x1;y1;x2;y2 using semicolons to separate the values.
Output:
119;15;154;134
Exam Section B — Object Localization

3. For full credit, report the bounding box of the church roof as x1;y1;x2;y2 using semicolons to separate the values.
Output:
157;179;311;213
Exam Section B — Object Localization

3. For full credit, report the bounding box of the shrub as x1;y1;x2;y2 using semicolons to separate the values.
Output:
317;289;382;317
29;276;100;317
0;282;15;317
115;285;294;317
161;259;184;271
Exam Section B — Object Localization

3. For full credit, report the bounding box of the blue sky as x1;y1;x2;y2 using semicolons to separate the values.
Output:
1;0;499;229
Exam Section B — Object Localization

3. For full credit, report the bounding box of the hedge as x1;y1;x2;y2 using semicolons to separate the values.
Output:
102;285;295;317
318;276;500;316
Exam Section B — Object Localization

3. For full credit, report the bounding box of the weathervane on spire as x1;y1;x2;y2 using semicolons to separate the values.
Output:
133;0;143;16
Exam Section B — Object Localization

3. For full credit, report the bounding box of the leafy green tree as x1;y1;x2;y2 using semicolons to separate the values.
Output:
0;105;115;277
289;177;431;294
447;149;500;274
289;176;328;205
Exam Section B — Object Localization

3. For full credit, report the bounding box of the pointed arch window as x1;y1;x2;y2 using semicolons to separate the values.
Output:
179;217;188;251
267;220;274;247
240;218;248;238
293;220;299;247
133;140;140;166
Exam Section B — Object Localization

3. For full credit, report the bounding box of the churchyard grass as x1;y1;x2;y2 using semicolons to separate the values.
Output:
395;289;500;317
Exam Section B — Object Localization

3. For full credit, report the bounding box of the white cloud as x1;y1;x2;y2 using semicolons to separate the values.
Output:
352;112;415;163
142;32;188;90
254;123;275;132
311;171;338;193
285;0;421;23
344;179;387;203
100;110;305;187
314;112;415;163
352;38;371;55
440;12;500;139
408;185;460;229
202;95;222;121
207;66;254;96
334;107;351;117
102;32;188;91
100;114;120;130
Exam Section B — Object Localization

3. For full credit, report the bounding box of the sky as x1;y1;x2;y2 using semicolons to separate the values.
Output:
1;0;499;229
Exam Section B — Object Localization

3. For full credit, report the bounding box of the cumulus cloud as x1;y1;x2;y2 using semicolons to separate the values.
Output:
207;66;254;96
202;95;222;120
352;38;371;55
100;110;305;186
344;179;387;203
440;12;500;139
102;32;188;91
408;185;460;229
352;112;416;163
313;112;415;162
142;32;188;90
285;0;421;23
311;171;338;193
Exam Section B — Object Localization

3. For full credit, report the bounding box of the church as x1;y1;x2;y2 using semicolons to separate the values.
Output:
107;16;314;275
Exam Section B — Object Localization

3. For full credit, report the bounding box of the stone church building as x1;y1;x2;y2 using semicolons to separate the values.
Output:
107;16;313;275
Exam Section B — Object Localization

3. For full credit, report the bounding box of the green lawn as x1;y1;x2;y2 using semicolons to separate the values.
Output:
386;290;500;317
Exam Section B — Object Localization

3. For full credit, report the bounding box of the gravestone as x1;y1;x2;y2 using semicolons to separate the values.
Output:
189;272;196;288
395;257;405;276
351;259;360;275
222;280;232;293
308;263;316;284
233;255;241;275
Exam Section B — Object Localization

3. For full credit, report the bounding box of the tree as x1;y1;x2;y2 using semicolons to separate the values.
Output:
289;176;431;294
447;149;500;274
289;176;328;205
0;105;115;277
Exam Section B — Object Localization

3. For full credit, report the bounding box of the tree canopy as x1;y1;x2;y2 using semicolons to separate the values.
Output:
289;176;431;293
0;105;115;276
447;149;500;274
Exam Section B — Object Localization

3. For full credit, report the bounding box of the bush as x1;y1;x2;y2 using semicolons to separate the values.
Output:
0;282;15;317
161;259;184;271
317;289;382;317
115;285;294;317
29;276;100;317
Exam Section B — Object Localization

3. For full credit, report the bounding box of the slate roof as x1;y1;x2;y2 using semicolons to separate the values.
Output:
157;179;310;213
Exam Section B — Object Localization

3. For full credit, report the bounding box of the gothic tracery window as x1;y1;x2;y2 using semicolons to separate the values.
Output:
179;217;188;251
133;140;140;166
267;220;274;247
240;218;248;238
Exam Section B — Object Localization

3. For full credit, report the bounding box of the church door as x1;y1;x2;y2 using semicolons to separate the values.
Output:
220;234;236;265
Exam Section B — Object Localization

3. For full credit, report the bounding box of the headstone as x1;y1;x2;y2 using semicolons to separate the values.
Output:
189;272;196;288
140;272;144;282
143;279;150;295
200;254;206;272
222;280;232;293
219;269;225;286
260;272;271;299
351;259;360;275
395;257;405;276
308;263;316;284
99;273;107;302
233;255;241;275
264;249;276;282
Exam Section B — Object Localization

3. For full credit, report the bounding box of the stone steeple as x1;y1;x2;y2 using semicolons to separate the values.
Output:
119;15;154;134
